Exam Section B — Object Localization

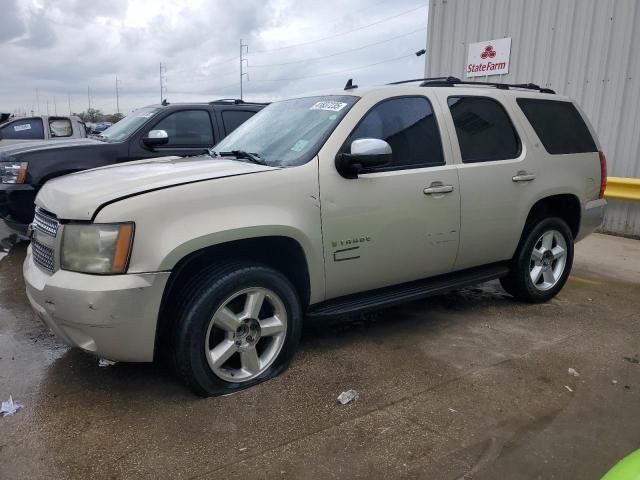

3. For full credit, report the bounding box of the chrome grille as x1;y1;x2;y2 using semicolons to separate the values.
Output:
33;209;59;237
32;240;55;272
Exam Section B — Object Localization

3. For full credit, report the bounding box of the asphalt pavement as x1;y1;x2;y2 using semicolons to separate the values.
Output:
1;229;639;479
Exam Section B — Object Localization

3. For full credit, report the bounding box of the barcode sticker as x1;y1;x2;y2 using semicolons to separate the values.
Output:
310;101;347;112
14;124;32;132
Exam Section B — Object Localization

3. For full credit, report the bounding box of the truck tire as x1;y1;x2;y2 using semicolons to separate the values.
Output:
500;217;574;303
172;261;302;396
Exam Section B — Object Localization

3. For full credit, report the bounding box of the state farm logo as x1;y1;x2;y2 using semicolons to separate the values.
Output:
466;37;511;77
480;45;496;60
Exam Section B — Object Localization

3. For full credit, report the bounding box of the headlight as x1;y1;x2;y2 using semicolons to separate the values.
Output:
0;162;28;184
61;223;134;274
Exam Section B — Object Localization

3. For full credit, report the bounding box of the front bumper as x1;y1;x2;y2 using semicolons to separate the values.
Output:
23;247;170;362
576;198;607;242
0;183;36;234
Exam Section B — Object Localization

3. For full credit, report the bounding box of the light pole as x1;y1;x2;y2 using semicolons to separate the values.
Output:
240;39;248;100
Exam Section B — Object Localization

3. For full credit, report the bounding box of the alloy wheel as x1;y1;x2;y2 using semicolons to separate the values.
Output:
529;229;567;291
204;287;287;382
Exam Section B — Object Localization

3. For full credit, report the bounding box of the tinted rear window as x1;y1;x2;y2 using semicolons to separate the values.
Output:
517;99;597;154
448;96;520;163
222;110;255;135
0;118;45;140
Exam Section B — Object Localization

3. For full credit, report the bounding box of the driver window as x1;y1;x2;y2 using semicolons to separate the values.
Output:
153;110;214;147
349;97;445;170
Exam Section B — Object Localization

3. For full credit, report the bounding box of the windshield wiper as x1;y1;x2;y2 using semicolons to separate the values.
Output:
212;150;267;166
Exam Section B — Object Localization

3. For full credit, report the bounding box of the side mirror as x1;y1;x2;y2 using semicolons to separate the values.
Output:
143;129;169;148
335;138;392;178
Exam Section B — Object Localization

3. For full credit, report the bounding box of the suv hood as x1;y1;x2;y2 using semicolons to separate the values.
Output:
0;138;102;159
36;156;277;220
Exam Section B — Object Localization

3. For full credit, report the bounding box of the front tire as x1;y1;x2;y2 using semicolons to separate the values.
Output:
500;217;574;303
172;261;302;396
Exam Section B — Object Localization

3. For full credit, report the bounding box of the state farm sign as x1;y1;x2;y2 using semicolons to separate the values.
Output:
466;37;511;78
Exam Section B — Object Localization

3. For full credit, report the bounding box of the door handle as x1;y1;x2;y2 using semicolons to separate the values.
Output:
423;184;455;195
512;171;536;182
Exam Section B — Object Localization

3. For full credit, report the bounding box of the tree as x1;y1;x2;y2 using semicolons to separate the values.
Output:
76;108;104;123
104;112;125;123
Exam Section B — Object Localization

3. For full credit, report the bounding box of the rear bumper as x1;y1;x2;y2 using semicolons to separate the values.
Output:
576;198;606;242
23;247;170;362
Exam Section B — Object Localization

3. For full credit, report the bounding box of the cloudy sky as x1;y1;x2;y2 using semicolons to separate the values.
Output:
1;0;429;116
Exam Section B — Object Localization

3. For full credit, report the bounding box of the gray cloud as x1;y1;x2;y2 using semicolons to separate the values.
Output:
0;0;428;115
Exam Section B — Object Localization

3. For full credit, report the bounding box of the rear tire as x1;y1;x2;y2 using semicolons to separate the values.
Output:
170;261;302;396
500;217;574;303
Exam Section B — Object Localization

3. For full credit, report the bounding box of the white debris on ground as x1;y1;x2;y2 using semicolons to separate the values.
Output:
337;389;359;405
1;396;24;417
98;358;116;367
568;368;580;377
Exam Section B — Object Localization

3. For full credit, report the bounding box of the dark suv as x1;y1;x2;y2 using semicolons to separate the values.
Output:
0;99;266;233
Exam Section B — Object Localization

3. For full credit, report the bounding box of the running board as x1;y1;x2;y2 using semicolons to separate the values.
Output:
306;262;510;319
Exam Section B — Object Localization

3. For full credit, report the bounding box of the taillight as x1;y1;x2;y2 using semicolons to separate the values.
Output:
598;151;607;199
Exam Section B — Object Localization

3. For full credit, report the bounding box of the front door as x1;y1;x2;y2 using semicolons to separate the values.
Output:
129;108;216;161
318;95;461;299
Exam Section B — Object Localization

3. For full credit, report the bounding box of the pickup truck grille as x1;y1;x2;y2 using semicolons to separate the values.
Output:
32;240;55;272
33;208;59;237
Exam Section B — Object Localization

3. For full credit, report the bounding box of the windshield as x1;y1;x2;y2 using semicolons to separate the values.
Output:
213;95;358;167
99;107;161;142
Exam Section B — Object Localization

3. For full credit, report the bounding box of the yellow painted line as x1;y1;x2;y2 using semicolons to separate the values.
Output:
605;177;640;201
569;275;604;285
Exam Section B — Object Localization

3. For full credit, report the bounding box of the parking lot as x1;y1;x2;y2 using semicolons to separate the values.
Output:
1;221;639;479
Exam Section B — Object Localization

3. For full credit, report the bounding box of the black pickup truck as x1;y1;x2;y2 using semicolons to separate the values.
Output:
0;99;266;233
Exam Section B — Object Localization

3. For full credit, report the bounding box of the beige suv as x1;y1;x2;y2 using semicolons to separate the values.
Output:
23;78;607;395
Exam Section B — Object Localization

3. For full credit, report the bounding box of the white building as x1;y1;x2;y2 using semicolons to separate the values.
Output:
425;0;640;236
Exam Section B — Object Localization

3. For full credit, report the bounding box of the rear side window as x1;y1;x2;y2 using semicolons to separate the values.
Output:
517;99;597;154
222;110;255;135
153;110;214;146
0;118;45;140
49;118;73;138
348;96;444;170
448;96;520;163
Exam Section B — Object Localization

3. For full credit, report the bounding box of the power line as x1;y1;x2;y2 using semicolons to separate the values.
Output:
249;28;426;68
252;51;420;83
196;0;419;68
250;4;427;54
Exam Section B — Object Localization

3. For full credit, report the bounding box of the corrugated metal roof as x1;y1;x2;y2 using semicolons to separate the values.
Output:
426;0;640;235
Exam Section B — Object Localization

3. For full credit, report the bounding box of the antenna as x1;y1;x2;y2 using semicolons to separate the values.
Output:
344;79;358;90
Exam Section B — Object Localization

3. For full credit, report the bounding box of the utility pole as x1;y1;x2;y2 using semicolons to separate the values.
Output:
115;76;122;114
53;97;57;115
87;86;91;113
240;39;249;100
68;92;72;116
36;88;40;115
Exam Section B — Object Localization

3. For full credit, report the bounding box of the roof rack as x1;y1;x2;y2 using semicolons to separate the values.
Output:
387;77;455;86
388;76;555;94
209;99;270;105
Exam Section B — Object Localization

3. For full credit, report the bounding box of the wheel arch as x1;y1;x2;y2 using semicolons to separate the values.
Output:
154;234;313;361
515;193;582;257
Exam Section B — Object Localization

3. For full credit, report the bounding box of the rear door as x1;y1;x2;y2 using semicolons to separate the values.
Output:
433;90;536;270
319;94;461;299
129;108;216;160
217;109;258;137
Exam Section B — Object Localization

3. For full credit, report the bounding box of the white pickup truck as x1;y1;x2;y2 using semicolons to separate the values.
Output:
0;115;87;144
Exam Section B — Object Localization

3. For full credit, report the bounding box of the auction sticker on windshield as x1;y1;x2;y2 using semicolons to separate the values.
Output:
14;124;31;132
310;101;348;112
